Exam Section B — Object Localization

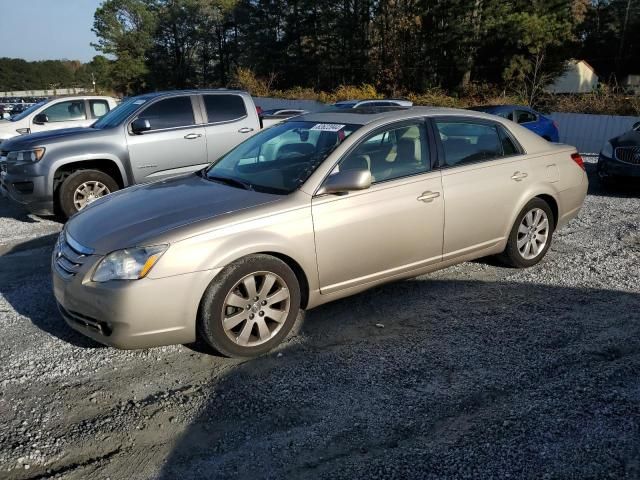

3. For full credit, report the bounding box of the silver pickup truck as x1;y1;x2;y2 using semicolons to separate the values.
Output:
0;89;261;217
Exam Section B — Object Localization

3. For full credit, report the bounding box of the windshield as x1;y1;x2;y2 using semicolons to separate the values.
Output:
204;120;360;194
92;96;147;129
10;101;46;122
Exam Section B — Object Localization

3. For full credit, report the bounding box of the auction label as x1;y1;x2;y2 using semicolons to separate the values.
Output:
310;123;346;132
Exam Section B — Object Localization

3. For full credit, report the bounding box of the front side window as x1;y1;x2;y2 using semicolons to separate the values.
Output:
136;96;195;131
203;94;247;123
43;100;87;122
205;121;359;194
335;123;428;183
436;121;505;166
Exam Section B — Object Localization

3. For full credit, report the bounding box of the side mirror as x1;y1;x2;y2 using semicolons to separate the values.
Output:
317;169;372;195
632;121;640;131
131;118;151;134
33;113;48;125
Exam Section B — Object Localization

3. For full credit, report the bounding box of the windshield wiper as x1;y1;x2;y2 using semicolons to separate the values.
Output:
205;174;253;191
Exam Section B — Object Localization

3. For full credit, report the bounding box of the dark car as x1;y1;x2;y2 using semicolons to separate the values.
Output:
469;105;559;142
597;122;640;186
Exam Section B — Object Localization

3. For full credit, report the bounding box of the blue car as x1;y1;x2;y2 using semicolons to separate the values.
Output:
469;105;559;142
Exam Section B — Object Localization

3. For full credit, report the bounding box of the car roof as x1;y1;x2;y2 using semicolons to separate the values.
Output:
292;106;506;126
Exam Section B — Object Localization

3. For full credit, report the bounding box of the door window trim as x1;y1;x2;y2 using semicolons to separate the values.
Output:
431;116;525;170
127;95;201;135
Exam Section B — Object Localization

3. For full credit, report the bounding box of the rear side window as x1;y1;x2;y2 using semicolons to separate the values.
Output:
137;96;195;130
42;100;87;122
203;95;247;123
90;100;109;118
516;110;536;124
436;121;505;166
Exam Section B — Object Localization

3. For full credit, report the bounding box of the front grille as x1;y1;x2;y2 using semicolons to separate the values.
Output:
54;232;91;279
614;146;640;165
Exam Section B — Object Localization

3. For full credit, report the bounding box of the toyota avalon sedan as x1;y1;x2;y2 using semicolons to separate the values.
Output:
52;107;588;358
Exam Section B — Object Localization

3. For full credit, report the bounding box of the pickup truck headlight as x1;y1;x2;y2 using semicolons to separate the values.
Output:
6;147;45;163
601;141;613;158
92;245;168;282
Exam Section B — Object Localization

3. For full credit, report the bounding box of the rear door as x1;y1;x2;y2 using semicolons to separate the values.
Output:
126;95;207;183
199;93;258;163
433;117;528;260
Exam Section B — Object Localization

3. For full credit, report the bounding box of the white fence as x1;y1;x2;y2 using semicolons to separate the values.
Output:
548;112;639;155
253;97;636;156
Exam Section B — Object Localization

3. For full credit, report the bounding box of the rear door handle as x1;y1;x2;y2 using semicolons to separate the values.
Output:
184;133;202;140
417;191;440;202
238;127;254;133
511;171;528;181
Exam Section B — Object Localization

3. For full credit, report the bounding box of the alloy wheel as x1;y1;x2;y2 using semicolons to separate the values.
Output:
221;271;291;347
517;208;550;260
73;181;110;211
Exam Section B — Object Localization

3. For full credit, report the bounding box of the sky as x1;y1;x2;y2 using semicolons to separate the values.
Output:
0;0;103;62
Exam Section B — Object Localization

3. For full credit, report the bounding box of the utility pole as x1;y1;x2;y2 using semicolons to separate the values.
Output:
91;73;97;93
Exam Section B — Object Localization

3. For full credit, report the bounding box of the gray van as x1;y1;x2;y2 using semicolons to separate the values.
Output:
0;90;261;217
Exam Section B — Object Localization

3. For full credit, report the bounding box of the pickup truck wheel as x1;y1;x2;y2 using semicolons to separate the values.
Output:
59;170;119;218
198;254;302;358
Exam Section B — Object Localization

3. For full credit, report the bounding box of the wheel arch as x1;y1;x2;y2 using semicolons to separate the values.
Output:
256;251;310;309
535;193;559;229
52;158;128;192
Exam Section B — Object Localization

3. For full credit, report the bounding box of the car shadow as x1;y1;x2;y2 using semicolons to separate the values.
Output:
0;233;103;349
156;279;640;479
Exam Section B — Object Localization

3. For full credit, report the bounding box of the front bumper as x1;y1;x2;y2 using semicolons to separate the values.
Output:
598;154;640;178
51;237;221;349
0;161;55;215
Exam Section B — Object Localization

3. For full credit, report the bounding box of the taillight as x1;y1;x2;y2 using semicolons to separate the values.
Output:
571;152;585;170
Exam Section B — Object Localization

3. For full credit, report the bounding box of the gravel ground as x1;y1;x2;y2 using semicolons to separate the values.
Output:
0;164;639;480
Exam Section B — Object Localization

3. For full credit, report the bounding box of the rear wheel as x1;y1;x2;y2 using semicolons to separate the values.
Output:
58;169;119;218
499;198;554;268
198;254;301;358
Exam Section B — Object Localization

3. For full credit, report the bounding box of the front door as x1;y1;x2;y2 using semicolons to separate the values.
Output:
312;121;444;293
126;95;207;183
31;99;93;133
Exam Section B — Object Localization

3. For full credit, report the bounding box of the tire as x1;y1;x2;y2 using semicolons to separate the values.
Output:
198;254;302;358
499;198;555;268
58;169;119;218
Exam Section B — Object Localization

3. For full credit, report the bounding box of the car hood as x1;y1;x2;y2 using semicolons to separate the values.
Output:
66;173;282;254
611;130;640;147
0;127;98;150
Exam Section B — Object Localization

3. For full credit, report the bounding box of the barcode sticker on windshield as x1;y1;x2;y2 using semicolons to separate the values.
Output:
310;123;346;132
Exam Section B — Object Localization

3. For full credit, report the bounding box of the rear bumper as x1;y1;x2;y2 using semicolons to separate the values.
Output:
557;170;588;229
52;247;221;349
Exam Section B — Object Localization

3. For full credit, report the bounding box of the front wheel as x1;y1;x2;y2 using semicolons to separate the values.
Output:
58;169;119;218
499;198;555;268
198;255;302;358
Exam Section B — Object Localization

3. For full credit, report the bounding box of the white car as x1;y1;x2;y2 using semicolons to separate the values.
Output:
0;95;117;145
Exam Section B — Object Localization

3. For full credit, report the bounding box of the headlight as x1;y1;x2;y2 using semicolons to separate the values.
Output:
601;141;613;158
6;147;45;163
92;245;168;282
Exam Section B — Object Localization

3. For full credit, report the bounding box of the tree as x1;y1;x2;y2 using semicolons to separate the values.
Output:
92;0;157;93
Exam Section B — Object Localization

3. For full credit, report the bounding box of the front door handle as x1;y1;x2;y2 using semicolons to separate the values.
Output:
238;127;254;133
511;171;528;181
184;133;202;140
417;191;440;203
